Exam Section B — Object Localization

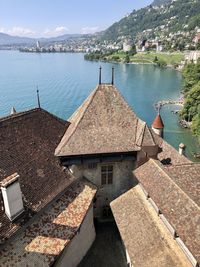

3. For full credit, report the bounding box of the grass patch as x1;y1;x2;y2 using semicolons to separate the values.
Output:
85;51;185;66
133;52;184;65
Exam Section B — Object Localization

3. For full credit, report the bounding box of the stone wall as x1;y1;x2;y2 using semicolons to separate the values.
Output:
55;205;95;267
136;146;160;167
71;160;137;217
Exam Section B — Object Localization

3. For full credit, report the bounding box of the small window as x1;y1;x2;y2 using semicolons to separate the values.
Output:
88;163;97;169
101;165;113;185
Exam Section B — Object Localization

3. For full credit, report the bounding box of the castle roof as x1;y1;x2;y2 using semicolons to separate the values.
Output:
158;139;191;165
134;159;200;264
111;185;191;267
0;108;75;245
152;114;164;129
55;84;160;157
0;178;97;267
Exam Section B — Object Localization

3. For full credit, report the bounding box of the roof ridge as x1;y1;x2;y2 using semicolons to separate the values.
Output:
134;118;139;144
55;85;99;156
149;127;156;145
150;159;200;210
55;84;152;157
40;109;67;126
113;85;139;118
0;108;67;128
140;122;146;146
0;108;39;123
168;162;197;167
136;119;146;146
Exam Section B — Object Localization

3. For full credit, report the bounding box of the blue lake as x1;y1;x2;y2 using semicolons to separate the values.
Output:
0;50;199;160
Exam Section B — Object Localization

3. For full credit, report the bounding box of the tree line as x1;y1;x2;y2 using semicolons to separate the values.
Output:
180;59;200;141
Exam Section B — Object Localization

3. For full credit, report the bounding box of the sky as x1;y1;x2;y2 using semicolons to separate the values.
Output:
0;0;152;37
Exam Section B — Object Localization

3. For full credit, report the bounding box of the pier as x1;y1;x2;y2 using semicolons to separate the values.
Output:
154;99;183;111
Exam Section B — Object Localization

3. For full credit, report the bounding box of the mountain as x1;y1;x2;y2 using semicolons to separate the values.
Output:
101;0;200;41
0;32;84;46
0;32;35;45
39;34;84;43
152;0;171;6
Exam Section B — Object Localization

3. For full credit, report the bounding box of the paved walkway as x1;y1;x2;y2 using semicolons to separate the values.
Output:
78;220;127;267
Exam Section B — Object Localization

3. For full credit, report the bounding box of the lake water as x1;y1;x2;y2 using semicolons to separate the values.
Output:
0;50;199;160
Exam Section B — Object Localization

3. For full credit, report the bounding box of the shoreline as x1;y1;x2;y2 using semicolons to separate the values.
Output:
84;58;182;72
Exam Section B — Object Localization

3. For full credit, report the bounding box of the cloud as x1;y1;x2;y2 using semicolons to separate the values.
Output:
81;26;99;34
55;26;69;33
0;26;69;37
0;27;35;37
43;26;69;37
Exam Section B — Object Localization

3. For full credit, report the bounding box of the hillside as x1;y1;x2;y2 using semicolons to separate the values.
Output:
152;0;171;6
0;32;35;45
101;0;200;41
0;32;84;46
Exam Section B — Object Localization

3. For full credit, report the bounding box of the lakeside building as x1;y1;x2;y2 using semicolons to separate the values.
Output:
185;51;200;64
0;71;199;266
193;32;200;44
123;39;134;52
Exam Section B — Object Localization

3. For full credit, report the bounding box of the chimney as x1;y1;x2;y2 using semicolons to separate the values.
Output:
1;173;24;221
179;143;186;156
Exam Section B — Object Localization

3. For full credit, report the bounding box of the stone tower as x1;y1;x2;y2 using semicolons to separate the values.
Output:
152;112;164;138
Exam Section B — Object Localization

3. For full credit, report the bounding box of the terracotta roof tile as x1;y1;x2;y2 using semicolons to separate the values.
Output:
134;159;200;263
158;139;191;165
111;185;191;267
55;84;160;157
152;114;164;129
0;108;74;245
166;163;200;206
0;179;97;267
0;173;19;188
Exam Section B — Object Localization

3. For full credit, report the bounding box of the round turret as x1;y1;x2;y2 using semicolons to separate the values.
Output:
152;113;164;138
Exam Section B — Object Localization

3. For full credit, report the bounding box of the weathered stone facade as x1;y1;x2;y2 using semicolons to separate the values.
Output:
55;205;96;267
56;83;162;218
70;159;137;217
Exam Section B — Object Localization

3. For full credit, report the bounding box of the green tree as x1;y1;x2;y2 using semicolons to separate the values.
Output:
182;61;200;92
130;44;137;55
181;82;200;121
181;59;200;142
191;113;200;141
157;59;167;67
196;41;200;50
125;55;130;63
153;56;158;63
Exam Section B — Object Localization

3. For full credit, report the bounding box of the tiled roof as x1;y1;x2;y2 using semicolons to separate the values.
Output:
134;159;200;264
55;84;159;157
0;179;97;267
111;185;191;267
166;163;200;206
0;173;19;188
138;123;162;147
152;114;164;129
158;139;191;165
0;108;75;245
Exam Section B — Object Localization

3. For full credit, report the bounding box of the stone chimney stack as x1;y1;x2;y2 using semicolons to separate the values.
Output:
1;173;24;221
179;143;186;156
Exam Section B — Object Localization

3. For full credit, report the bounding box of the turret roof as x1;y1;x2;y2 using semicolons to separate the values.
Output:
152;114;164;129
55;84;160;157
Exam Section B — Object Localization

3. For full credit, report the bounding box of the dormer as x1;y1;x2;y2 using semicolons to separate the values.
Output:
1;173;24;221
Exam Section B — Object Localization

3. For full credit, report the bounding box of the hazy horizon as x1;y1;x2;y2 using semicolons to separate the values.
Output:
0;0;152;38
